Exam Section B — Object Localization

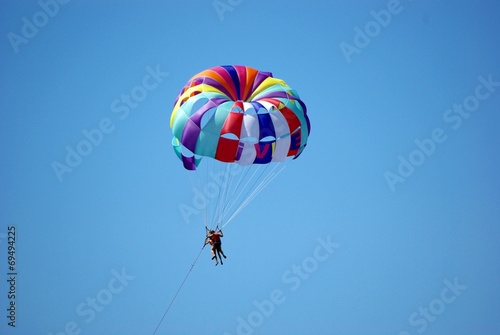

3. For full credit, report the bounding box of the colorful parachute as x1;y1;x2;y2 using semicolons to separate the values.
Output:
170;65;310;170
170;65;310;228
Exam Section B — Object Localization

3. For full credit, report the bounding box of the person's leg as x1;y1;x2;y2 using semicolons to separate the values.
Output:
216;246;223;265
217;242;226;258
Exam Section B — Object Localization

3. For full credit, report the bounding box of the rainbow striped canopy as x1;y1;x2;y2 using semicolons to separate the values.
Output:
170;65;310;170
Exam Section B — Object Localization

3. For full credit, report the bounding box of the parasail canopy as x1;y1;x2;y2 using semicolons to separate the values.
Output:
170;65;310;229
170;65;310;170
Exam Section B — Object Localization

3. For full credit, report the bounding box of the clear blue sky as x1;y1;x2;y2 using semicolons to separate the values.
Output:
1;0;500;334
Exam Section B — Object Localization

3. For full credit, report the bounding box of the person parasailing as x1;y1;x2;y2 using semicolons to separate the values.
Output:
205;229;227;265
